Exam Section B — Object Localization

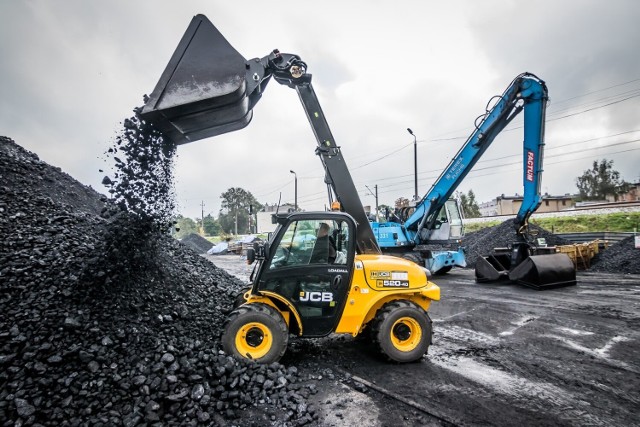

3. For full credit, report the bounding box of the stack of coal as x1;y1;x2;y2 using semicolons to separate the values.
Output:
462;219;571;267
590;236;640;274
0;136;317;426
180;233;215;255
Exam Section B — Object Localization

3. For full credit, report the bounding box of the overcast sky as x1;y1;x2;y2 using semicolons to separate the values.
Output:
2;0;639;220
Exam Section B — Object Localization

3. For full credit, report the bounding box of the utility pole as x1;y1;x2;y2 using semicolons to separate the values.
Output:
407;128;418;201
365;184;379;221
200;200;205;235
290;170;298;211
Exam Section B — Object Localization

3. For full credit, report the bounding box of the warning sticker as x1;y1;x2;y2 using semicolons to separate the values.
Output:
391;271;408;280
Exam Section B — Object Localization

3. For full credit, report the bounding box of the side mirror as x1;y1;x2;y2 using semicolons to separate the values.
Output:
246;248;256;265
247;241;269;265
263;241;270;260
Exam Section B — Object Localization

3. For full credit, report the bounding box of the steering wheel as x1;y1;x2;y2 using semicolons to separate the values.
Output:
272;246;300;267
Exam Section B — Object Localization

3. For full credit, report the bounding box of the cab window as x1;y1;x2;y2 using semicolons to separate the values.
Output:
268;218;350;269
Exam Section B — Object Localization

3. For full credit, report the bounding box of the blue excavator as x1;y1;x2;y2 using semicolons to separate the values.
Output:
378;72;576;288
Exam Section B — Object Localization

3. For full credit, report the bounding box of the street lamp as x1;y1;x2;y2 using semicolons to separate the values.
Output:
407;128;418;201
290;170;298;211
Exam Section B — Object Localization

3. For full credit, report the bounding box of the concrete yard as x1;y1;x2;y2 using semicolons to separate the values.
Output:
209;254;640;426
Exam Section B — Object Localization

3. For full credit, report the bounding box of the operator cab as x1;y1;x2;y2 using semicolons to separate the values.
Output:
249;212;357;337
425;199;465;241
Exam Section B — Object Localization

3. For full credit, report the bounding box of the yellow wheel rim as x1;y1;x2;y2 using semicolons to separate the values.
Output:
390;316;422;352
235;322;273;360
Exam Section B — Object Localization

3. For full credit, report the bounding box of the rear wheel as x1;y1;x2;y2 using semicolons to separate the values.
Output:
371;300;432;362
401;253;423;266
222;303;288;363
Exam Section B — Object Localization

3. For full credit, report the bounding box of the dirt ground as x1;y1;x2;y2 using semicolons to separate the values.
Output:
206;254;640;427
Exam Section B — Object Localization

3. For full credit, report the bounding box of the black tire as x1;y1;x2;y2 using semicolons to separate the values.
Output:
434;265;453;275
371;300;432;363
222;303;288;363
402;253;423;266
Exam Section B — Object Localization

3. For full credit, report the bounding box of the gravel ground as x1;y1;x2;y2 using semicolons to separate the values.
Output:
209;255;640;427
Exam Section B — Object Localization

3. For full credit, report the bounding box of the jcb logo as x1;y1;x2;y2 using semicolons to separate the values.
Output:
299;291;334;302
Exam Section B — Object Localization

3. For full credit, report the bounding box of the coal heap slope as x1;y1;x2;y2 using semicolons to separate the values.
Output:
590;236;640;275
0;137;318;426
181;233;214;254
462;219;571;267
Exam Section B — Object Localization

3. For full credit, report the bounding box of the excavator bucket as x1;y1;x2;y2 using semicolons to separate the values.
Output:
476;243;576;290
509;253;577;290
140;14;251;144
475;253;511;282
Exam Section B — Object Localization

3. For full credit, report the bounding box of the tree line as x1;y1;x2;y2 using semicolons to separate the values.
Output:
174;159;632;238
173;187;261;239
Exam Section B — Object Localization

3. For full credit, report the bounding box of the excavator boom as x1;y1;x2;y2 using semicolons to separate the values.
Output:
405;73;547;236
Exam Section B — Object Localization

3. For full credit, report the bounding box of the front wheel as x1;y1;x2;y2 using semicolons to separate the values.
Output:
222;303;288;363
371;300;432;363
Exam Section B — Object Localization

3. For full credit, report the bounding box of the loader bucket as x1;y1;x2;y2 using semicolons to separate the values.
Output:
140;14;251;145
475;253;511;282
508;253;576;290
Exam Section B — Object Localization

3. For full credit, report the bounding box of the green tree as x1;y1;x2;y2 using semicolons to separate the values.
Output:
202;214;221;236
218;187;261;235
395;197;410;208
174;215;198;239
576;159;629;201
378;204;393;222
457;190;481;218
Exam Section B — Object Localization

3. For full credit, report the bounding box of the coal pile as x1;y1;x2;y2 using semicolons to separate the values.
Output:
101;106;177;231
181;233;215;254
463;219;571;267
590;236;640;275
0;136;318;426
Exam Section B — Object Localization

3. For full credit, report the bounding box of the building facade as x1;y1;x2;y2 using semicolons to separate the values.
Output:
479;194;575;217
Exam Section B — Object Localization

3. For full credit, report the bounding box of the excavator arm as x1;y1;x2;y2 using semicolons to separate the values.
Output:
405;73;548;241
140;15;379;254
248;50;380;253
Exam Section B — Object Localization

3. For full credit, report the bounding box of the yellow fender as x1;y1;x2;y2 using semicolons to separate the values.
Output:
243;290;304;335
335;284;439;336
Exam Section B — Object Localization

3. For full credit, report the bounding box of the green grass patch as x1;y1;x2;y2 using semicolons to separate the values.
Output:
465;212;640;234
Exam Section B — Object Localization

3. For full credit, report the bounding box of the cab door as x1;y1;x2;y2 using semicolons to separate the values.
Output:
256;215;355;337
